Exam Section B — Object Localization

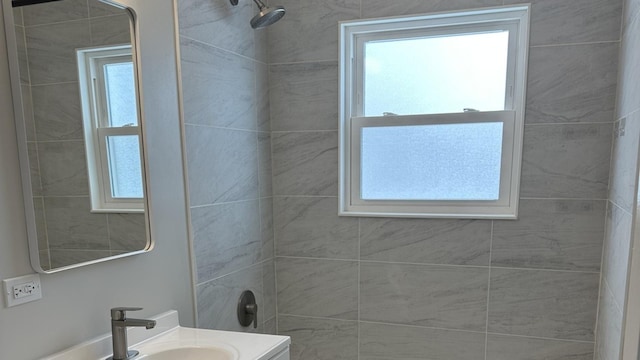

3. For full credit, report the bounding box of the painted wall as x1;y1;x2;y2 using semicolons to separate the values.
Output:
267;0;621;359
176;0;276;334
0;1;195;359
596;0;640;358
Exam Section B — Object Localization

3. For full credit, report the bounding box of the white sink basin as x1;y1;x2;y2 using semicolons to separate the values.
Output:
138;346;236;360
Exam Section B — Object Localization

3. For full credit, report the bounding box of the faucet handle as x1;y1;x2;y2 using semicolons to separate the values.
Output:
111;307;143;320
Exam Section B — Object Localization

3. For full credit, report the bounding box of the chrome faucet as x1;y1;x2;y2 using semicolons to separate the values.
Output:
108;307;156;360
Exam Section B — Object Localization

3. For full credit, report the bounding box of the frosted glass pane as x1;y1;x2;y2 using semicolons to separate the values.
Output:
361;122;503;200
107;135;143;198
104;62;138;127
364;31;509;116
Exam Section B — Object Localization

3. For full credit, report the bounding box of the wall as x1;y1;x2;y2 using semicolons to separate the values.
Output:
12;1;146;270
0;1;195;359
596;0;640;358
176;0;276;334
267;0;621;359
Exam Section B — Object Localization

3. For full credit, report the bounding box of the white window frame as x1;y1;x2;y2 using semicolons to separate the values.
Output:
339;5;530;219
77;45;144;213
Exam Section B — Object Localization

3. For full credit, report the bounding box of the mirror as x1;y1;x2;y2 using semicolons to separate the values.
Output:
3;0;151;273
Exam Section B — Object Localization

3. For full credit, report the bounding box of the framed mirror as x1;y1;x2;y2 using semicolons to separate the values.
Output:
3;0;151;273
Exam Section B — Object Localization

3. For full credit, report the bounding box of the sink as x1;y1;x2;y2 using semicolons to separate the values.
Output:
138;346;236;360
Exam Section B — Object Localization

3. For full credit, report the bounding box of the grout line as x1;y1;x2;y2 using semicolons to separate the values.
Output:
183;122;262;134
271;129;339;134
484;221;494;360
195;258;272;287
190;198;261;209
357;217;361;360
30;81;78;87
524;121;617;127
179;34;268;66
529;40;620;48
269;58;339;66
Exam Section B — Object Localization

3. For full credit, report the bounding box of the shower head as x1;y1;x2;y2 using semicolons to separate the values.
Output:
250;3;285;29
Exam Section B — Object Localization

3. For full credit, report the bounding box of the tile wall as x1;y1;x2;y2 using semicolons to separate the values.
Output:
595;0;640;358
176;0;276;334
13;0;145;270
267;0;621;359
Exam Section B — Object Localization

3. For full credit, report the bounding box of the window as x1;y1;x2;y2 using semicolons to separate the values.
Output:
339;6;530;219
77;45;144;213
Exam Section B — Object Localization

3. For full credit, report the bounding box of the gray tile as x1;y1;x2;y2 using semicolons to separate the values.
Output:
25;20;91;85
262;260;276;322
192;200;262;283
196;264;264;333
256;62;270;132
267;0;360;63
260;197;274;260
360;217;491;266
362;0;501;17
488;268;599;341
274;197;358;259
31;83;84;141
107;213;147;252
44;197;109;250
258;132;273;198
185;126;258;206
602;203;633;305
276;257;358;320
359;321;486;360
270;61;338;131
525;43;618;124
264;317;277;335
177;0;256;59
272;131;338;196
21;85;35;141
360;262;488;331
180;38;256;130
90;14;132;46
625;0;640;29
32;197;47;250
14;25;29;85
22;0;88;26
610;115;640;213
13;8;23;26
27;142;42;197
49;249;112;269
38;140;89;196
595;281;623;360
505;0;622;46
486;334;594;360
88;0;128;18
492;199;606;271
617;13;640;118
39;249;51;271
520;123;612;199
278;315;358;360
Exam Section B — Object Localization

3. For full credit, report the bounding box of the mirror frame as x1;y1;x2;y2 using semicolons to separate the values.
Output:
3;0;154;273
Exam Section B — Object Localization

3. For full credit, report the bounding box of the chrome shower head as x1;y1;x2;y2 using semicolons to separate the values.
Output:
250;2;285;29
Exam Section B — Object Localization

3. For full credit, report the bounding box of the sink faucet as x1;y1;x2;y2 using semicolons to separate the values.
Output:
108;307;156;360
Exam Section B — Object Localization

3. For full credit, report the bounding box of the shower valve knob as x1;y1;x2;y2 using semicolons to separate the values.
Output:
237;290;258;329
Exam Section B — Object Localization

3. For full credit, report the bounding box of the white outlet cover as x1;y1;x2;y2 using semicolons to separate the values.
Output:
2;273;42;307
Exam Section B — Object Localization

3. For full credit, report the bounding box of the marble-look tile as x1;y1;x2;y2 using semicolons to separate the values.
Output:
25;20;91;85
595;281;623;360
253;25;268;64
88;0;128;18
262;260;276;322
361;0;502;18
107;213;147;251
258;132;272;198
49;249;112;269
505;0;622;46
22;0;88;26
276;257;358;320
520;123;612;199
38;141;89;196
360;262;488;331
31;83;84;141
488;268;599;341
260;198;274;261
256;62;270;132
180;38;256;130
610;115;640;213
274;197;358;259
359;321;486;360
44;197;109;250
360;217;491;266
178;0;256;59
525;43;618;124
196;264;264;333
13;8;23;26
32;197;47;250
39;249;51;271
21;85;35;141
269;61;338;131
267;0;360;63
27;142;42;197
492;199;605;271
14;25;29;85
602;203;633;305
90;14;132;46
185;126;258;206
278;315;358;360
617;13;640;118
486;334;594;360
625;0;640;29
264;317;276;335
272;131;338;196
192;200;262;283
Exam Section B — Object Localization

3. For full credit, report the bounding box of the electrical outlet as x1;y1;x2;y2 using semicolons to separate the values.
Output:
3;274;42;307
